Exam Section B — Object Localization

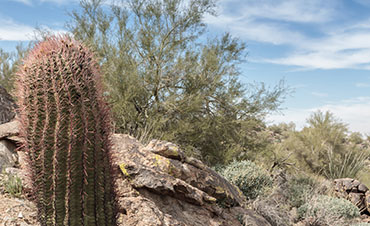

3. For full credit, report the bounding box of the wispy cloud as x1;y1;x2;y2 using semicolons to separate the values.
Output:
10;0;78;5
10;0;32;5
206;0;370;70
353;0;370;7
311;92;328;97
0;17;68;41
213;0;335;23
268;97;370;134
205;15;308;45
0;18;35;41
355;83;370;87
39;0;77;4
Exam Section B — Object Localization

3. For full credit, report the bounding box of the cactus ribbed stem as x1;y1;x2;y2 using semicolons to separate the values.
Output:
16;36;117;225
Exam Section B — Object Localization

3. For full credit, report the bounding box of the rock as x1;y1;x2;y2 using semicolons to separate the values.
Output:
0;86;16;125
113;134;251;226
0;120;21;143
0;139;17;172
366;190;370;213
146;139;185;161
349;193;365;208
359;184;369;193
334;178;370;215
5;167;21;176
243;209;272;226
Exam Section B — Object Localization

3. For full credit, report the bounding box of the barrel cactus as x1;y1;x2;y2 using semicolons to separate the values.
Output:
16;36;117;225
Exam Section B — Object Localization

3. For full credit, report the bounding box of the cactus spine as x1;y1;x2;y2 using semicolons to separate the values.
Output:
16;36;117;225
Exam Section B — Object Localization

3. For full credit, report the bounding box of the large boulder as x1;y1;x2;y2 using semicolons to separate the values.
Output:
0;86;16;125
112;135;263;226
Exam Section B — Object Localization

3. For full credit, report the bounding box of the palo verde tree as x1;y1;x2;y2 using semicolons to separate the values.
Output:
68;0;286;165
277;111;369;179
0;45;27;92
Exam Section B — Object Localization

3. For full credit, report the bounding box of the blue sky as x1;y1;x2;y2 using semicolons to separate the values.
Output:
1;0;370;134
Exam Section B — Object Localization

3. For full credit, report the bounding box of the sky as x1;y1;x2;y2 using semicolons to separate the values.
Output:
1;0;370;134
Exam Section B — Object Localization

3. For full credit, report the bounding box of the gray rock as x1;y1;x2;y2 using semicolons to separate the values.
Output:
0;139;17;172
359;183;369;193
243;209;272;226
113;134;255;226
0;120;20;142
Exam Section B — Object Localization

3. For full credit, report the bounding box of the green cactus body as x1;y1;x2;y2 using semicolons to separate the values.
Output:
16;36;117;225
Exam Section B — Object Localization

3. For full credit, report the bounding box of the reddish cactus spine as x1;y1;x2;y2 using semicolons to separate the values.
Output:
16;35;117;225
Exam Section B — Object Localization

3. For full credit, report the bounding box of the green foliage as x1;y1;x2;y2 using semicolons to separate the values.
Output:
276;111;369;179
2;173;23;198
325;147;368;179
220;160;273;200
297;195;360;224
286;175;317;208
68;0;287;166
0;45;27;92
16;36;117;225
349;132;364;145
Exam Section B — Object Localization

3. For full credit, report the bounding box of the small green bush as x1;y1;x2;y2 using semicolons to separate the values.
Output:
286;175;317;208
298;195;360;225
3;174;22;198
221;160;273;200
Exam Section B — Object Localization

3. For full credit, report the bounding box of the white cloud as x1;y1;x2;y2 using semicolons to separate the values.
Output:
214;0;335;23
39;0;77;4
0;19;35;41
10;0;78;5
311;92;328;97
355;83;370;87
353;0;370;7
266;48;370;69
206;0;370;70
268;97;370;134
205;15;307;45
0;18;68;41
10;0;32;5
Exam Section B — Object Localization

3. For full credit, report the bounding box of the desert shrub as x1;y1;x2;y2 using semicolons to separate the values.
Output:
221;160;273;200
325;146;369;179
2;173;22;198
277;111;369;179
253;198;292;226
286;175;318;208
298;195;360;225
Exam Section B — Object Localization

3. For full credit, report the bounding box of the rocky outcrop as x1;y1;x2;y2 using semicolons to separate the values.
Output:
0;121;270;226
113;135;254;225
334;178;370;215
